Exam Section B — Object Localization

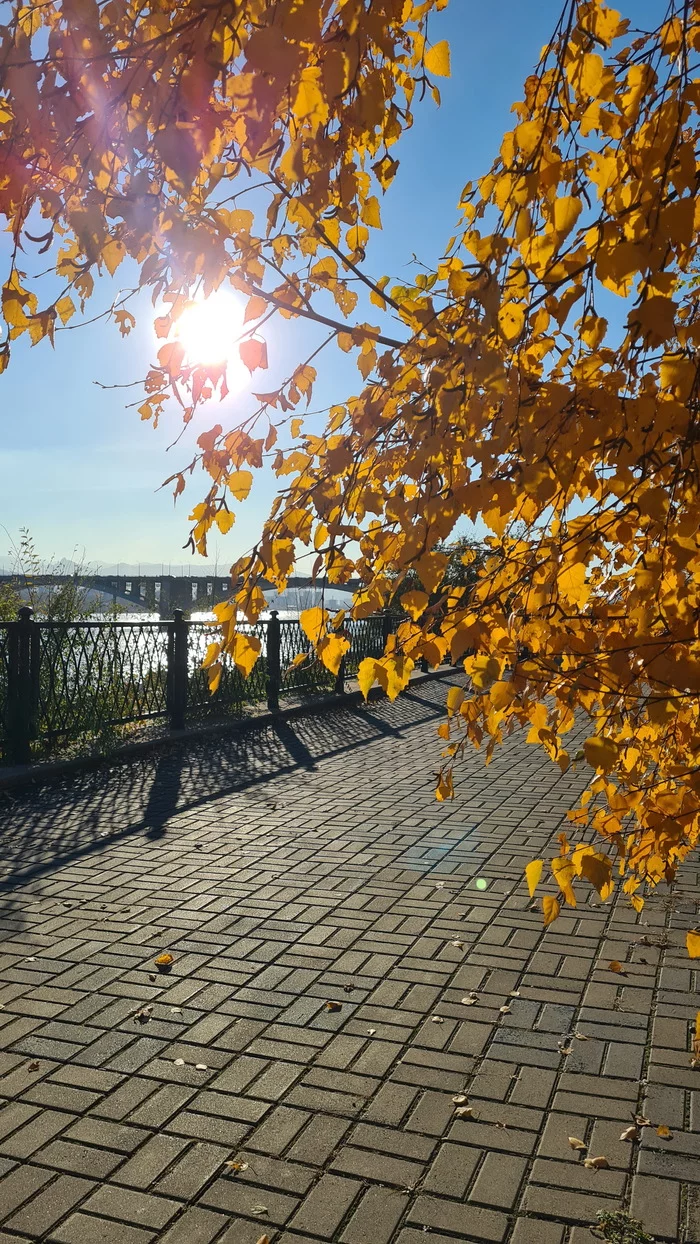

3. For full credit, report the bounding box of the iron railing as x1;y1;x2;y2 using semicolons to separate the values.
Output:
0;608;402;765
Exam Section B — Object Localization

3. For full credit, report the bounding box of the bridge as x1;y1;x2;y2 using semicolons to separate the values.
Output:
0;573;363;616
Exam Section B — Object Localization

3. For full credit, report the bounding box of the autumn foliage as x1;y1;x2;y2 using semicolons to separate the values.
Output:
3;0;700;931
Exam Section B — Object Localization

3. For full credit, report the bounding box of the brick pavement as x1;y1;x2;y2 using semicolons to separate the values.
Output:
0;676;698;1242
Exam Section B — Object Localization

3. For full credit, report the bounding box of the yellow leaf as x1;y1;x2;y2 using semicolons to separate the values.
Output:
490;681;515;711
436;769;454;801
568;1136;587;1152
425;40;450;77
552;856;577;907
318;633;349;676
400;589;429;620
227;470;253;502
542;895;560;927
55;295;76;325
361;196;382;229
656;1125;673;1139
498;301;525;342
583;735;618;772
300;606;328;645
446;686;465;716
578;851;613;900
525;859;543;897
558;562;589;608
464;654;502;691
102;239;125;276
357;657;377;700
686;929;700;958
608;960;626;974
216;509;235;535
292;69;329;124
583;1155;610;1170
553;195;582;238
232;633;261;678
202;641;220;669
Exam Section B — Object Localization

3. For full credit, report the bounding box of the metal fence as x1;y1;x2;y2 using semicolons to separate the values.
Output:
0;608;401;765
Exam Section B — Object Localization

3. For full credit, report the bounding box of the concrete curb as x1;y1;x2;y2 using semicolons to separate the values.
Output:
0;667;456;795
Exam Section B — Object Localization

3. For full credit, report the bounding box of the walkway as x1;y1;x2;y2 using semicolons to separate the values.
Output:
0;677;697;1243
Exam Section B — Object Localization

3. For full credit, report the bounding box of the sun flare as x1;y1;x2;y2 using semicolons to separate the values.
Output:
175;292;246;372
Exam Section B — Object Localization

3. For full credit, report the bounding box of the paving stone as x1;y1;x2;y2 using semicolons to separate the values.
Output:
49;1212;156;1243
5;1174;94;1237
406;1192;508;1242
80;1184;181;1229
289;1173;361;1236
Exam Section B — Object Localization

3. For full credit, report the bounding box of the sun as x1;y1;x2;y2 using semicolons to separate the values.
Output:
175;291;246;372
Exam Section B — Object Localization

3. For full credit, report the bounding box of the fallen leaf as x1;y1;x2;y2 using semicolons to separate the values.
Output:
195;1063;208;1070
224;1160;249;1173
326;1001;342;1012
27;1061;40;1072
155;953;174;973
510;990;521;998
256;1238;270;1244
170;1007;182;1014
568;1136;587;1151
608;960;626;974
656;1125;673;1139
250;1205;269;1216
452;1094;468;1104
367;1028;376;1035
620;1125;639;1141
694;1011;700;1058
634;1114;651;1127
499;1005;511;1015
686;929;700;958
173;1058;185;1066
584;1155;610;1169
495;1121;509;1129
148;974;157;982
461;996;477;1005
559;1045;573;1055
454;1105;474;1117
431;1015;445;1024
435;881;445;889
574;1032;589;1041
135;1007;152;1025
451;940;465;949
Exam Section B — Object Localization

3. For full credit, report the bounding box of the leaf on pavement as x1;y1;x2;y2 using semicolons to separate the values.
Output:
568;1137;587;1151
687;929;700;958
583;1155;610;1169
656;1125;673;1139
608;960;626;974
620;1125;640;1141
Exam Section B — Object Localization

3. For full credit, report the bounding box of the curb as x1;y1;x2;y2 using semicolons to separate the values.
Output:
0;667;456;795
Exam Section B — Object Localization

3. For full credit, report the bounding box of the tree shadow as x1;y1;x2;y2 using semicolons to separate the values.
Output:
0;675;456;892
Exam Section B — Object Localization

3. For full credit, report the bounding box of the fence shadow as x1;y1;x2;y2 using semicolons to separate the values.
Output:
0;677;456;891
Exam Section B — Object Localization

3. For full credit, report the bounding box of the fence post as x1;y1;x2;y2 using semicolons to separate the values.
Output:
168;608;188;731
266;611;281;712
8;606;35;765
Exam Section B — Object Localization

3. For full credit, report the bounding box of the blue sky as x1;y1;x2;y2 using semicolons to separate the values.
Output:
0;0;662;572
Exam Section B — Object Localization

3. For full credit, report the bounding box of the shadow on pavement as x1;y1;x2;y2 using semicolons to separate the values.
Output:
0;679;456;891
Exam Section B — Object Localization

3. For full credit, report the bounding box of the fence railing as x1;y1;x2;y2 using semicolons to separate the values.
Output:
0;608;401;765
